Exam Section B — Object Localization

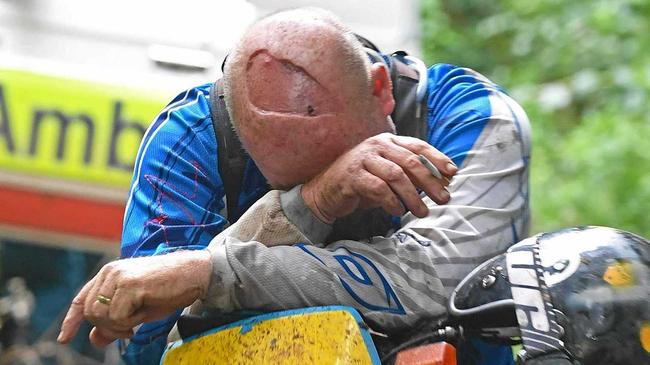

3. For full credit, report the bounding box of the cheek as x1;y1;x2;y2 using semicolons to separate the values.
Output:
267;122;335;161
243;120;345;175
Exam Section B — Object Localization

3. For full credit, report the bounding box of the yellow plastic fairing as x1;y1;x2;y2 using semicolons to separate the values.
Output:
160;306;380;364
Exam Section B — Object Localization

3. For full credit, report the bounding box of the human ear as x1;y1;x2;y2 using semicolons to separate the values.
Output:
370;63;395;116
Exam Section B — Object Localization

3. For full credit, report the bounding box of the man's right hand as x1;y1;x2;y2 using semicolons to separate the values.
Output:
57;250;212;347
301;133;457;224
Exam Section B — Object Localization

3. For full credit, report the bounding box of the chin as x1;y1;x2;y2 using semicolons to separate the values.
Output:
268;181;292;190
265;171;316;191
269;178;308;191
257;158;324;190
263;173;299;191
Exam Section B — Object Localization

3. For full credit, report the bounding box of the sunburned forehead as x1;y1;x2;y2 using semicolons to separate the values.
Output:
245;49;338;117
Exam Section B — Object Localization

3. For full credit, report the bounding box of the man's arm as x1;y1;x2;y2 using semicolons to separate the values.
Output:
201;111;528;331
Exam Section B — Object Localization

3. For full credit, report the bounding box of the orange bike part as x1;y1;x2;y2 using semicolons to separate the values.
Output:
395;342;457;365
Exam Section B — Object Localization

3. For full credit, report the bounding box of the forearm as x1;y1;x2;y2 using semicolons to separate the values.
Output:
197;188;466;330
213;187;332;247
203;233;447;331
201;176;526;323
197;187;331;312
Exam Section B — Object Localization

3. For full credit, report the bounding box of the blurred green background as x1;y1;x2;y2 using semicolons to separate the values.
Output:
421;0;650;237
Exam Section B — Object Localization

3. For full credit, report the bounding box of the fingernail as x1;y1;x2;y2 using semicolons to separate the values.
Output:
446;162;458;175
439;188;450;201
57;332;64;343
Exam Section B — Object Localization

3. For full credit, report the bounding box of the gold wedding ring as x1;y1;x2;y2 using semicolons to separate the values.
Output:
97;294;112;305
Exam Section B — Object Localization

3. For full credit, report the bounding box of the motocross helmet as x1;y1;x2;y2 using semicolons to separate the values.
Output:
448;226;650;365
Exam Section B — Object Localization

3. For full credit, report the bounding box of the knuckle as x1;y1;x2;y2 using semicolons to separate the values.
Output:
390;195;403;208
340;185;357;200
119;275;137;289
364;137;381;148
410;139;430;152
103;261;117;273
394;134;416;145
412;144;427;154
83;306;94;320
101;262;121;280
345;163;358;175
432;150;448;163
71;296;85;307
377;132;393;140
111;263;130;279
367;178;387;193
384;166;406;182
367;134;389;147
404;155;421;170
364;134;379;143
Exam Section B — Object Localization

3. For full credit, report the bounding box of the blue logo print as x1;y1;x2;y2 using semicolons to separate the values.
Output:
297;244;405;314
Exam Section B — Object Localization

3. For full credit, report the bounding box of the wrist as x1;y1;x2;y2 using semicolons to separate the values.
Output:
182;249;213;299
301;182;336;224
280;185;333;243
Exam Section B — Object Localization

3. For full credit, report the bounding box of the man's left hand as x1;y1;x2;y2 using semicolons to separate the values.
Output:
57;250;212;347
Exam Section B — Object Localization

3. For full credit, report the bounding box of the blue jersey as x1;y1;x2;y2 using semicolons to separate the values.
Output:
119;64;530;365
121;84;267;258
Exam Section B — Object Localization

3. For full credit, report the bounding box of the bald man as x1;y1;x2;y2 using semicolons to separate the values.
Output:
58;8;530;365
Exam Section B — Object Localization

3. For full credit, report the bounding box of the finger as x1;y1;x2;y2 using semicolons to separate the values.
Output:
84;266;109;319
372;136;451;189
108;286;145;328
390;135;458;177
379;141;448;185
362;157;428;217
123;308;151;328
353;170;405;216
376;141;451;203
58;278;96;344
85;266;118;326
410;156;450;204
89;326;133;348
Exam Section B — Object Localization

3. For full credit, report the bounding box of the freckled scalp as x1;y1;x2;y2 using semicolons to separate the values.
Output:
245;50;335;117
222;7;372;128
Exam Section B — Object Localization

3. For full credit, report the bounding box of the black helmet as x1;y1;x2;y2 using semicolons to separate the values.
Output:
448;226;650;365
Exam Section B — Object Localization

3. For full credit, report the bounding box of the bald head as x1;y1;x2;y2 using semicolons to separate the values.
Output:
222;8;395;188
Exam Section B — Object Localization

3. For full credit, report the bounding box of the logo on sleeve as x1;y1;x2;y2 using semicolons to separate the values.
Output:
297;244;405;314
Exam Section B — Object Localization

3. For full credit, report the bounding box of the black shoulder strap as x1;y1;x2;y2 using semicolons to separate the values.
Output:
387;52;429;141
354;34;429;141
209;79;248;222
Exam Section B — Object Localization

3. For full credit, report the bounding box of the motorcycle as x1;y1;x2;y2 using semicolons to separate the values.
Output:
160;226;650;365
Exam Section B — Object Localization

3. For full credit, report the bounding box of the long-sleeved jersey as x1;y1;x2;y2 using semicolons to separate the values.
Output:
119;64;531;364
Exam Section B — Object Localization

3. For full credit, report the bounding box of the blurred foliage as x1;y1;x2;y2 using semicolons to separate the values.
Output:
420;0;650;237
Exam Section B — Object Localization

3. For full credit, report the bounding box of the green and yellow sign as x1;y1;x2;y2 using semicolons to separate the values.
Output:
0;68;169;187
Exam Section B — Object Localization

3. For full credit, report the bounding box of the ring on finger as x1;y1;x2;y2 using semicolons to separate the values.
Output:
96;294;112;305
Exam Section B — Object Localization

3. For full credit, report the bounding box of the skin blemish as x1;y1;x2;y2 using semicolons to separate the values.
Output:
245;50;336;117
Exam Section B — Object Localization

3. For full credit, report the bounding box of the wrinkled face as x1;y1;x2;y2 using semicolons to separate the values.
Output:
234;44;390;188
